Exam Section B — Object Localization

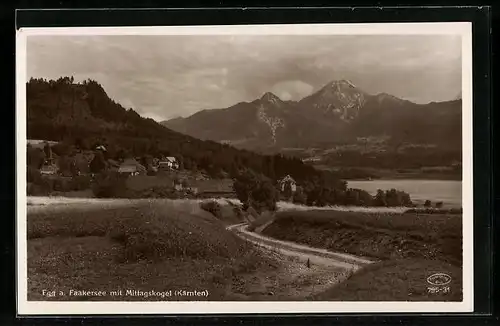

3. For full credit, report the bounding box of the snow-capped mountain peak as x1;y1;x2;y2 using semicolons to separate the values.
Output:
299;79;366;121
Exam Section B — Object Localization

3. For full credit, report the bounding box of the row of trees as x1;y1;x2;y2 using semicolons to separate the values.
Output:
232;170;413;214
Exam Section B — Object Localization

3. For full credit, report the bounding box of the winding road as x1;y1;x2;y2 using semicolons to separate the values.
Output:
227;222;374;272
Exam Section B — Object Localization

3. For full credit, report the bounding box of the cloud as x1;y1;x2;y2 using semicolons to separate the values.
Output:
27;34;462;121
270;80;314;101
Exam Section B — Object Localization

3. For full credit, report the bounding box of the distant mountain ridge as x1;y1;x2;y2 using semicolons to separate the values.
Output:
162;79;462;151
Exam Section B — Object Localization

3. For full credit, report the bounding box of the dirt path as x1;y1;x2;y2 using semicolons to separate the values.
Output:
225;223;376;299
26;196;376;299
227;223;374;271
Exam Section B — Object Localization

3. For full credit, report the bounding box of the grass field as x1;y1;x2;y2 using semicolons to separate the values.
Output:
27;200;278;301
311;258;462;301
262;210;462;265
261;210;463;301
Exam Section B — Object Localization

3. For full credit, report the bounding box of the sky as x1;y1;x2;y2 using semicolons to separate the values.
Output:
27;34;462;121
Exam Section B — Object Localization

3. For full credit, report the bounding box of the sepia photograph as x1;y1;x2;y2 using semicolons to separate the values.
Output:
16;22;473;314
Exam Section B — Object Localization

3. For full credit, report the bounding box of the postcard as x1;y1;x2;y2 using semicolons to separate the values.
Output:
16;22;473;315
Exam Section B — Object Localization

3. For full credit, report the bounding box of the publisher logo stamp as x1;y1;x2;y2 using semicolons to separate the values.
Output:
427;273;452;294
427;273;452;286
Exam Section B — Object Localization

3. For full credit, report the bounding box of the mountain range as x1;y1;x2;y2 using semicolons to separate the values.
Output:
162;80;462;152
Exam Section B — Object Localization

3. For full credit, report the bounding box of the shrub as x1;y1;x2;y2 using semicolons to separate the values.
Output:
346;188;374;206
435;201;444;208
70;175;92;191
373;188;412;207
385;188;412;207
92;172;128;198
424;200;432;207
405;207;462;215
31;177;55;194
27;183;50;196
53;178;71;192
200;200;222;218
128;186;180;199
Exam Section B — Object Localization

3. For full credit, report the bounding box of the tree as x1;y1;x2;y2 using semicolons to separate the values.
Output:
374;189;387;207
89;151;107;173
233;169;278;213
283;181;293;201
116;148;130;161
51;142;71;157
58;155;72;176
43;142;52;161
74;137;89;151
140;154;153;169
27;146;45;169
292;186;307;205
92;172;127;198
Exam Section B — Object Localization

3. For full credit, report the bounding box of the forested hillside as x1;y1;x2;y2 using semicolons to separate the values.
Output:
26;77;346;190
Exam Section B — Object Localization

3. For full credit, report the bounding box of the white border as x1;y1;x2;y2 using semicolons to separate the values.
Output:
16;22;473;315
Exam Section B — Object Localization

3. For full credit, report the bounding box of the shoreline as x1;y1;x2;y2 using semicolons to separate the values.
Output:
343;176;462;181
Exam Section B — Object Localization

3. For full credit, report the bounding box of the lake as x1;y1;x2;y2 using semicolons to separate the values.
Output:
347;179;462;207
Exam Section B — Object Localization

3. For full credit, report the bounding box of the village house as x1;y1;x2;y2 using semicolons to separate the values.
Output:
27;139;58;150
158;156;179;170
40;163;58;175
278;175;297;193
107;159;120;173
95;145;107;152
118;158;146;176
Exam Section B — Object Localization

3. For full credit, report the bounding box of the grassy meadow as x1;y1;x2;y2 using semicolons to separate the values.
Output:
262;210;462;265
261;209;462;301
27;200;279;301
311;258;462;301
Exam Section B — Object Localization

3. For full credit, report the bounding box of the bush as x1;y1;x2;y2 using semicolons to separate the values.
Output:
200;200;222;218
53;178;71;192
373;188;412;207
70;175;92;191
35;177;55;194
405;207;462;215
140;186;179;199
27;183;50;196
424;200;432;207
92;172;128;198
385;188;412;207
345;188;374;206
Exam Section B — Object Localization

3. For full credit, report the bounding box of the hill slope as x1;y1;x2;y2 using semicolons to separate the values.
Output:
26;77;345;188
